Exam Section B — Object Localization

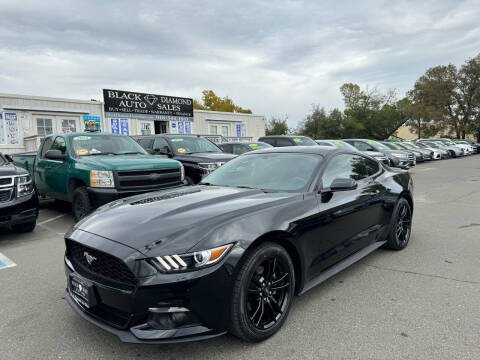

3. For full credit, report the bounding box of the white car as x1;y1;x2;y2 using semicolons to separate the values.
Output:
453;140;474;155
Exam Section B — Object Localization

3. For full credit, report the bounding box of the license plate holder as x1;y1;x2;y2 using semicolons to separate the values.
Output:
69;274;97;308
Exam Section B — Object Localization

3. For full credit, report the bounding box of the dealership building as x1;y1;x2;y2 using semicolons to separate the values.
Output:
0;91;266;154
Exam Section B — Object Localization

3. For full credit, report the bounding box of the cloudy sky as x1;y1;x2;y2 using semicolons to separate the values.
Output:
0;0;479;127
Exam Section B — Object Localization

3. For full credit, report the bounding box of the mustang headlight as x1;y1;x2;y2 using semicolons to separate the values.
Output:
154;244;233;272
16;175;34;197
90;170;114;188
391;152;407;158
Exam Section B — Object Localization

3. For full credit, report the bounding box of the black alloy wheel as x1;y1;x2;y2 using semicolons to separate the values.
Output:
230;242;295;342
386;198;412;250
247;256;290;330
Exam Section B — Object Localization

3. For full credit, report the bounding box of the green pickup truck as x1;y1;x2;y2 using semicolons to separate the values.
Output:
12;132;184;221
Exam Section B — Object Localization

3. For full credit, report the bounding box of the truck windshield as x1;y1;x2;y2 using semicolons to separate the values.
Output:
71;135;147;156
202;153;322;192
167;137;222;154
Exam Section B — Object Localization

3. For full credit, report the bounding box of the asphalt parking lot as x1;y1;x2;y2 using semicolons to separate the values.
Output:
1;157;479;360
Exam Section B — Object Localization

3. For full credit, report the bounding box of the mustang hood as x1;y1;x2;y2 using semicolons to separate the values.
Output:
75;185;300;256
77;154;180;171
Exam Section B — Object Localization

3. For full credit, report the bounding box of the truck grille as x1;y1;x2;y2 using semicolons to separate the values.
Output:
115;168;181;190
0;189;13;202
0;176;14;187
66;239;137;288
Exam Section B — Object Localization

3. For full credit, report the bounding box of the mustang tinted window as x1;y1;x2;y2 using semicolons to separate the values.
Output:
203;153;322;192
364;157;380;175
322;154;371;188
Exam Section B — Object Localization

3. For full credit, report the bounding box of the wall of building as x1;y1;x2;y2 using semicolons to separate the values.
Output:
0;93;103;154
393;124;477;141
1;93;266;154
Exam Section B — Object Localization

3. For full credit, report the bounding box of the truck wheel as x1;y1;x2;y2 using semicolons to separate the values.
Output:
72;187;93;222
12;221;36;233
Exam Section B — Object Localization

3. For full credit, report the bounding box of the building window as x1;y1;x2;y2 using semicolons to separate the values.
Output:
37;118;53;137
221;125;229;137
140;122;152;135
61;119;76;133
209;125;218;135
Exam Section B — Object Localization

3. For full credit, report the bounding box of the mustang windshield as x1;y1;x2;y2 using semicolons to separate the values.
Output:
203;153;322;192
71;135;147;156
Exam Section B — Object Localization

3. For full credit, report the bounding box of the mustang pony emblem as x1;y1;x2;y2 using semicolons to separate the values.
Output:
83;252;97;265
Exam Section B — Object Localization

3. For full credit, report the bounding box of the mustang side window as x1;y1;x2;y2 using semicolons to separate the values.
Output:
321;154;371;188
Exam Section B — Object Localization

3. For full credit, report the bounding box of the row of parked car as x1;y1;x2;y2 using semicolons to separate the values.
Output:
220;135;479;170
1;132;477;233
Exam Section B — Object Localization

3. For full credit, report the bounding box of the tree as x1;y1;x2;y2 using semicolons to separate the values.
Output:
296;106;351;139
409;54;480;139
193;90;252;113
265;116;289;135
339;83;410;139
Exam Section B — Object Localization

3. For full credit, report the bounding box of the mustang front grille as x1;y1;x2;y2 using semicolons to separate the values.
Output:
66;239;137;288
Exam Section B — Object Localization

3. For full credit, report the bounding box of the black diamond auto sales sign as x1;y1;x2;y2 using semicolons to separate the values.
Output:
103;89;194;121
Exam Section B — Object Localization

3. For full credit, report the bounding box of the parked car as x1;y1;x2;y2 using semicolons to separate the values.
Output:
382;142;424;163
315;139;389;165
0;153;38;232
445;139;474;155
402;141;440;160
415;141;449;159
218;141;273;155
257;135;318;147
64;145;413;343
453;139;480;153
12;133;184;221
132;134;236;185
418;139;463;158
343;139;415;169
395;141;434;160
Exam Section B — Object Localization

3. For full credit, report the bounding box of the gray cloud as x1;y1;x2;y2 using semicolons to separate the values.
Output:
0;0;479;127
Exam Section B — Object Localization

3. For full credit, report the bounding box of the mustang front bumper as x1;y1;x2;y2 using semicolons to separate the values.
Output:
63;229;244;343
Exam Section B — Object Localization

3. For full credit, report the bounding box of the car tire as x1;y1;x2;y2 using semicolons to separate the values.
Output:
385;198;412;250
72;187;93;222
229;242;295;342
12;220;36;233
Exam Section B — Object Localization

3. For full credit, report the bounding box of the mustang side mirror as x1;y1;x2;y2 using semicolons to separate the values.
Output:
321;178;358;193
45;149;66;161
4;154;13;162
330;178;358;191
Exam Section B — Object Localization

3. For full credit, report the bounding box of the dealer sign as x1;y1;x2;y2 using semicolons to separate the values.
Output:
103;89;194;121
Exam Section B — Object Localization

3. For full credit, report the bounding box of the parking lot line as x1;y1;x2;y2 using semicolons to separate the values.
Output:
0;252;16;270
38;213;67;225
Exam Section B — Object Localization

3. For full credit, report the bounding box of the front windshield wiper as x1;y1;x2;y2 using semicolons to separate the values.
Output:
116;152;145;155
198;182;213;186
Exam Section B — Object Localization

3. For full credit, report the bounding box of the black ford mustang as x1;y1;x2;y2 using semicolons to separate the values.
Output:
64;146;414;343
